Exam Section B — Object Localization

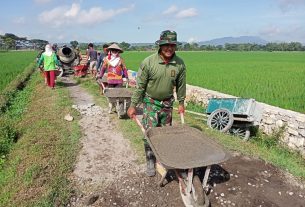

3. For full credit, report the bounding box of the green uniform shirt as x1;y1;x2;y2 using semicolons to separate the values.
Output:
130;52;186;107
37;53;61;71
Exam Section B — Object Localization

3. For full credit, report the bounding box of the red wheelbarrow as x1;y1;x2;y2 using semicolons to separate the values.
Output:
73;64;88;77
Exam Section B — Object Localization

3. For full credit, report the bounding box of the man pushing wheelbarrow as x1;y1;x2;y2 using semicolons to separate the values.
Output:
127;30;186;176
128;31;230;207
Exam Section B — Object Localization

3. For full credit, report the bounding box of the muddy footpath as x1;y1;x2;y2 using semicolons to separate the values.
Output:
62;76;305;207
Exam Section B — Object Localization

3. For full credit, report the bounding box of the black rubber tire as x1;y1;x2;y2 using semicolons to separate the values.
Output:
230;127;251;140
207;108;234;132
192;175;210;207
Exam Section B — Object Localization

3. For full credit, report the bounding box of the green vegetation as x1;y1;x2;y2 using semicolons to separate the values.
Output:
0;51;37;91
0;72;81;206
122;51;305;113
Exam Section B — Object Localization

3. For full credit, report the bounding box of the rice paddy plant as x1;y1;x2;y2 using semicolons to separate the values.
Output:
0;51;37;92
123;51;305;113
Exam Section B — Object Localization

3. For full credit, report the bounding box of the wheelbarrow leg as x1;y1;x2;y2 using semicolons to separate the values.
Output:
186;168;194;193
156;161;168;187
124;99;127;113
202;165;211;191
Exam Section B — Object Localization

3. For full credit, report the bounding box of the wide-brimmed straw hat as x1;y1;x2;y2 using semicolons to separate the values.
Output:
107;43;123;53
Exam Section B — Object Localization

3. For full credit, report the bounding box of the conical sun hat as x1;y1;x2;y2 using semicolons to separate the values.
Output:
107;43;123;53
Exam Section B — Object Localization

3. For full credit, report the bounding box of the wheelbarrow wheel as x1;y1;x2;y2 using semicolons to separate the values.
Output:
207;108;233;132
192;175;209;207
179;175;210;207
55;66;63;78
230;127;250;140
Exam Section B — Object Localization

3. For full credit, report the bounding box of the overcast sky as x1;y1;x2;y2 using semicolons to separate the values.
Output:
1;0;305;44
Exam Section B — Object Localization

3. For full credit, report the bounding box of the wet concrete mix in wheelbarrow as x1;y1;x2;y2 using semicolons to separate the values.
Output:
63;76;305;207
104;88;133;98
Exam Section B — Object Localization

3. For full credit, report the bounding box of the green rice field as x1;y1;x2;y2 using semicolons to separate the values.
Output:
0;51;37;91
122;51;305;113
1;50;304;113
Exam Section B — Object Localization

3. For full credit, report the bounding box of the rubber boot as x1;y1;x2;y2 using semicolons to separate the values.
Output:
144;143;156;177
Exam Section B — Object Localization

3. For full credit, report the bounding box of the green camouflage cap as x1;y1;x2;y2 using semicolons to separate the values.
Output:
155;30;179;46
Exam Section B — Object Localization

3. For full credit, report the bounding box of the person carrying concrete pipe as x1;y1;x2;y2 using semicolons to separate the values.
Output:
127;30;186;176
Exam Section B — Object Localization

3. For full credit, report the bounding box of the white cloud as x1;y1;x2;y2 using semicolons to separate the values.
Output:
65;3;80;18
163;5;178;15
13;17;26;24
77;5;134;25
187;37;197;43
259;24;305;42
162;6;198;19
175;8;198;18
38;3;134;27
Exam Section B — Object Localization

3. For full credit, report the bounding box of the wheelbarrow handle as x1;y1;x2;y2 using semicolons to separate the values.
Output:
133;112;184;133
180;113;185;125
133;116;146;134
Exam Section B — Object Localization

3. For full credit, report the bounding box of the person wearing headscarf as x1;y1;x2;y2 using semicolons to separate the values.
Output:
98;43;128;88
37;44;61;89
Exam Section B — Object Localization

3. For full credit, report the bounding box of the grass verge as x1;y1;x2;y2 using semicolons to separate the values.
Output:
0;72;81;206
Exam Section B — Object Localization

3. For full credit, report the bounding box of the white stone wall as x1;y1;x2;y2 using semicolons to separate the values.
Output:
186;84;305;156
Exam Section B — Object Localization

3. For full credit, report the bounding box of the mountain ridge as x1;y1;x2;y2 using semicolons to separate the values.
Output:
198;36;268;46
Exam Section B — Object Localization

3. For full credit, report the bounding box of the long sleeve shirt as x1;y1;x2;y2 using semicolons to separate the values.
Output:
37;52;61;71
130;52;186;107
100;57;128;85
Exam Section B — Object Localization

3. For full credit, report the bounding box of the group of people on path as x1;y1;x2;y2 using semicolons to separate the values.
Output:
37;30;186;177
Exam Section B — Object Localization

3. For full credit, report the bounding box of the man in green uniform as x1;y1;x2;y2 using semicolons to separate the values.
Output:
127;30;186;176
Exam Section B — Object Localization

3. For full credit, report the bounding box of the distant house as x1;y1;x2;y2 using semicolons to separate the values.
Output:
16;40;34;50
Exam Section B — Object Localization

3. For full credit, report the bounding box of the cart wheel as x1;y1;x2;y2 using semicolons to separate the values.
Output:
192;175;210;207
230;127;250;140
207;109;233;132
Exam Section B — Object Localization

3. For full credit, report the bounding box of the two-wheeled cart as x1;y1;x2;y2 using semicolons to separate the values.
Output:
206;98;263;140
134;116;230;207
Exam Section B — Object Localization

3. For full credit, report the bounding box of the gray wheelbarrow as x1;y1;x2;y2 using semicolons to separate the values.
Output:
134;114;230;207
104;86;133;119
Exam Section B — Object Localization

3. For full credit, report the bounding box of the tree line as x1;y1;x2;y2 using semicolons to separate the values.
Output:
1;33;304;52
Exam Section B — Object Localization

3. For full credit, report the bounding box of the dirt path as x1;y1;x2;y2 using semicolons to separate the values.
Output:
63;76;305;207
